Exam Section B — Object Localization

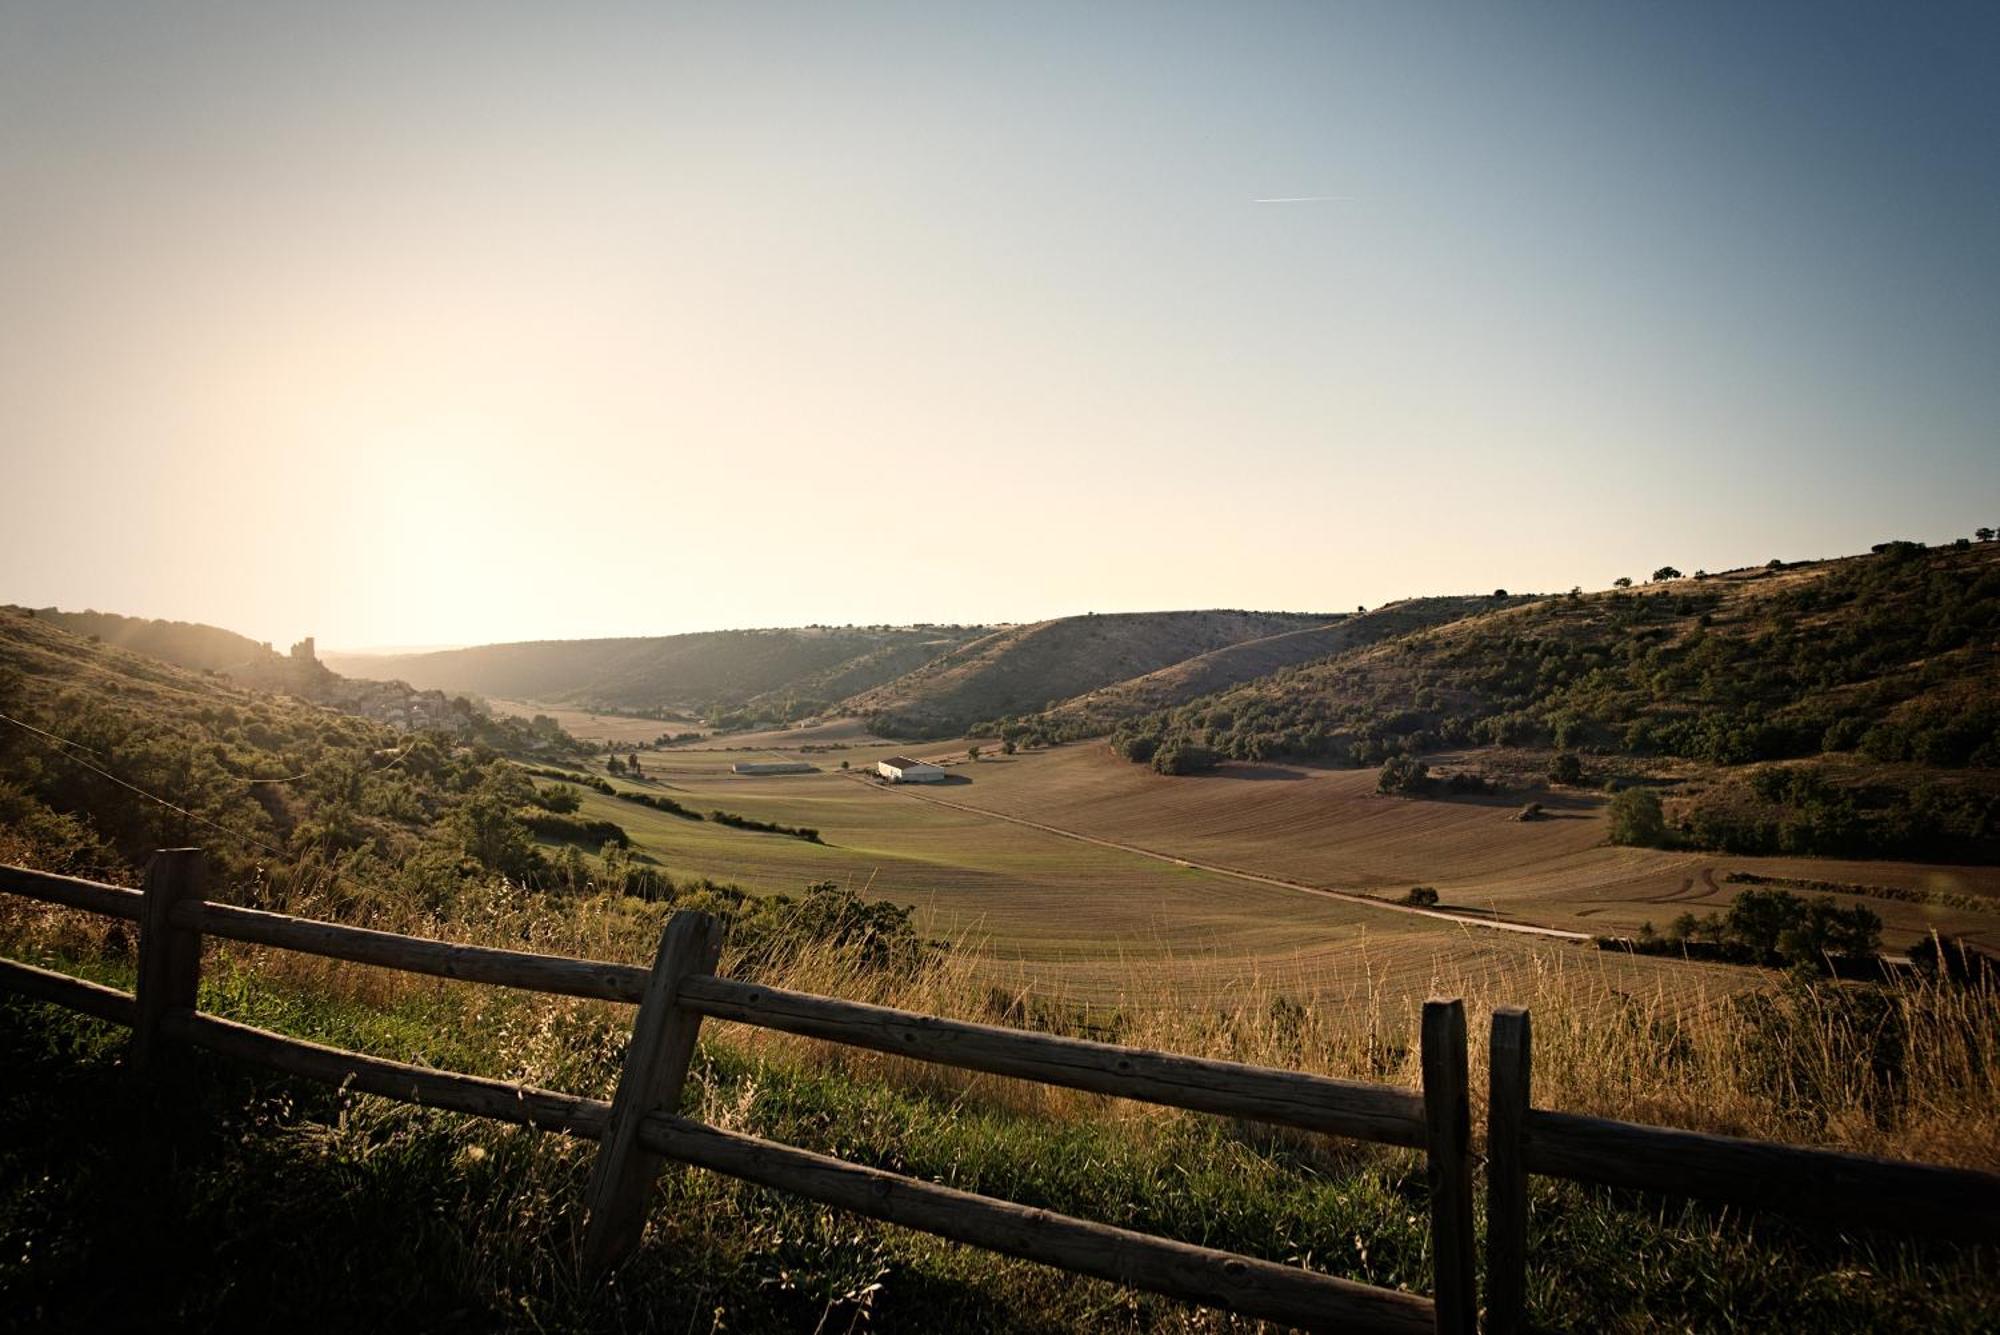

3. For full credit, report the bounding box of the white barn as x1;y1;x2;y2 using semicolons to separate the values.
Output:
876;755;945;783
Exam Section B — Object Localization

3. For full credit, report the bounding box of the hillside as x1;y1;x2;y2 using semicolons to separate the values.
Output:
0;608;575;885
1037;596;1525;735
30;607;276;674
326;626;985;719
1108;542;2000;860
842;609;1335;738
14;608;552;747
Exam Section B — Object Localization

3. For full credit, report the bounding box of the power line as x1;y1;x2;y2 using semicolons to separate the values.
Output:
0;710;294;861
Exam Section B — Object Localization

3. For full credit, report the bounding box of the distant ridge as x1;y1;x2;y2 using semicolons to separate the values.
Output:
324;626;989;721
839;609;1334;738
1037;596;1521;733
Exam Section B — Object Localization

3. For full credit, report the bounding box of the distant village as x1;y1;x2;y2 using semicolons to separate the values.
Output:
233;637;563;749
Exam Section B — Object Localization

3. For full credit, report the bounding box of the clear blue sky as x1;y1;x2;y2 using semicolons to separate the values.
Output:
3;2;1995;647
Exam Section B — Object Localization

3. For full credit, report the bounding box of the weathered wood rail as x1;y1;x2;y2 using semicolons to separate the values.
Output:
1483;1006;2000;1335
0;854;1452;1333
4;855;1995;1331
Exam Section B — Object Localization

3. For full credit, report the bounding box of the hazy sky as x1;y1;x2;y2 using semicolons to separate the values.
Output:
4;3;1996;649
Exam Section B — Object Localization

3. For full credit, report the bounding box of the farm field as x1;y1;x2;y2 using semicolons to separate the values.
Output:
893;741;2000;953
486;697;703;744
544;740;1759;1013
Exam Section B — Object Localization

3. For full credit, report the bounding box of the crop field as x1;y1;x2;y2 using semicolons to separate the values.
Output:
537;740;1760;1013
485;698;702;744
902;742;2000;953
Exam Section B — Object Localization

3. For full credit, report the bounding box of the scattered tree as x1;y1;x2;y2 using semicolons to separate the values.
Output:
1978;527;1995;543
1613;576;1633;588
1547;753;1584;786
1400;886;1439;907
1377;754;1431;795
1608;787;1667;846
1652;566;1682;581
967;745;982;762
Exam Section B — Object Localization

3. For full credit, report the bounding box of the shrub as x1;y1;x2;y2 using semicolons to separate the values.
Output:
709;810;823;843
517;809;630;849
1607;787;1667;847
1114;733;1160;764
1376;755;1431;795
1400;886;1439;907
533;784;582;814
1152;741;1219;775
1547;753;1584;786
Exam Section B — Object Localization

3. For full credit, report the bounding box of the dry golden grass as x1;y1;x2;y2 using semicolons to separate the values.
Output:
7;868;1991;1177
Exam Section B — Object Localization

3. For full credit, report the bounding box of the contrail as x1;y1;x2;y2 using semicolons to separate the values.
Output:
1252;195;1346;204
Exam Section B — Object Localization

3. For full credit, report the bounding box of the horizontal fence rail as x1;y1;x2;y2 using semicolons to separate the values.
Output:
0;856;1452;1334
176;899;651;1003
0;955;137;1026
0;863;142;921
641;1114;1438;1335
1484;1006;2000;1335
1520;1109;2000;1238
679;974;1429;1147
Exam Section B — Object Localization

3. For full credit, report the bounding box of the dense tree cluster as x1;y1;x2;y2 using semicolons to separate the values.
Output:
1626;888;1883;968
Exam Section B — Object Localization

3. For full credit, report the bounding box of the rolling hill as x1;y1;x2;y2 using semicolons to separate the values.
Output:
1098;542;2000;861
28;607;278;675
839;609;1336;738
325;626;987;718
1036;596;1525;735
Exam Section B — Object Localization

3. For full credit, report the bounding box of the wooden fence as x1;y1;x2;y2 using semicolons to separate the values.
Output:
0;854;1457;1334
1482;1006;2000;1334
2;852;1995;1333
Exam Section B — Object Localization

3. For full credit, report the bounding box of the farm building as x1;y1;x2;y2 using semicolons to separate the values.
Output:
730;761;817;775
876;756;945;783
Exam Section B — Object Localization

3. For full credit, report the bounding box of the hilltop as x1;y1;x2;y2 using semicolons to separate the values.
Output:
326;626;987;722
843;609;1335;738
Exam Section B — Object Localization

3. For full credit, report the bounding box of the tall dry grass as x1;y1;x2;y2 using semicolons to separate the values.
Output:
3;864;1995;1176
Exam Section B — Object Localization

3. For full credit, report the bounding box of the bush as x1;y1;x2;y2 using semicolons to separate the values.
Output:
730;881;935;976
1114;733;1160;764
1400;885;1439;907
1152;741;1219;775
517;808;630;849
533;784;582;814
1547;753;1584;786
1376;755;1430;795
1607;787;1667;846
709;810;823;843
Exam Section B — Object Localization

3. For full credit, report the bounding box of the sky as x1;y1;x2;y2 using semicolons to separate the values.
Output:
3;2;1996;650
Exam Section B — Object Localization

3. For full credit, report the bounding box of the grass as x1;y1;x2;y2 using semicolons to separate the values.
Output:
577;745;1771;1015
2;882;1997;1332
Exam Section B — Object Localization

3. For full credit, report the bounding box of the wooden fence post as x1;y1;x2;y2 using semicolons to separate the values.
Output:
1487;1007;1531;1335
130;848;205;1076
580;911;725;1279
1421;997;1476;1335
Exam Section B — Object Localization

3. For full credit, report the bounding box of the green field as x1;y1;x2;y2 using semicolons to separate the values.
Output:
543;735;1776;1012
